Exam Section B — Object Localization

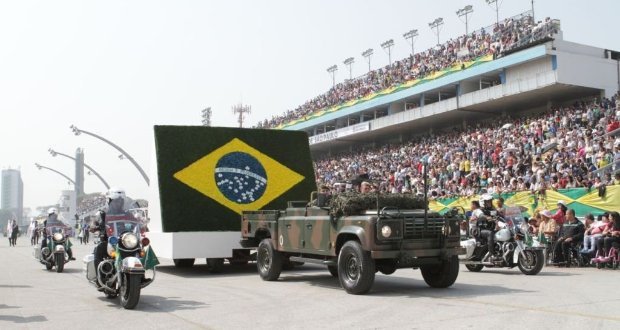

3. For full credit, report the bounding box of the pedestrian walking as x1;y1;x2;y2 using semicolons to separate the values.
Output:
10;219;19;246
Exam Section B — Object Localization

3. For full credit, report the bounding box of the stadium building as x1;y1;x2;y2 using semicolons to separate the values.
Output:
277;14;619;156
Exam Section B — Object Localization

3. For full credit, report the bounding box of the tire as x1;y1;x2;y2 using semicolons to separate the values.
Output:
173;258;195;268
206;258;224;273
465;264;484;272
328;265;338;278
55;254;64;273
518;250;544;275
257;239;282;281
120;274;141;310
421;255;459;288
337;241;375;294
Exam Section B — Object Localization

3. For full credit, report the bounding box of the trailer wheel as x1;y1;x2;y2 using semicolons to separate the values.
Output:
206;258;224;273
173;259;195;268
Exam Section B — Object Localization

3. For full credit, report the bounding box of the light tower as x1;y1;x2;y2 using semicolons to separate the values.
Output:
343;57;355;80
403;29;419;56
201;107;212;126
327;65;338;87
380;39;395;66
428;18;444;45
456;5;474;35
362;48;373;72
232;103;251;128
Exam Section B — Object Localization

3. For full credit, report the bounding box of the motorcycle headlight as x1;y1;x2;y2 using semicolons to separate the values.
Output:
53;232;64;241
381;225;392;238
121;233;139;249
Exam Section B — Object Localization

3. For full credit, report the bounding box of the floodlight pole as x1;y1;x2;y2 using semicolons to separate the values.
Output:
35;163;76;186
343;57;355;80
456;5;474;35
403;29;419;56
428;18;444;45
48;148;110;190
70;125;150;186
362;48;373;72
380;39;395;66
327;65;338;87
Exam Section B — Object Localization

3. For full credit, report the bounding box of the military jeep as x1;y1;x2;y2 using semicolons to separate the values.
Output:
241;193;464;294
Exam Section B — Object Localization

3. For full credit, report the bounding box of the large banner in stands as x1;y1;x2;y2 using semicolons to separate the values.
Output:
429;185;620;217
308;122;370;145
277;54;494;129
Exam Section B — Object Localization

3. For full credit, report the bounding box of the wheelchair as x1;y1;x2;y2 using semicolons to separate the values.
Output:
547;238;587;267
591;242;620;270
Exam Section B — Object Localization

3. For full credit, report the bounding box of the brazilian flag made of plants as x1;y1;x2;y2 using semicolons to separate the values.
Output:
154;126;316;232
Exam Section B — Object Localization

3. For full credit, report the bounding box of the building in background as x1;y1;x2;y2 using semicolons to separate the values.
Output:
1;168;24;227
59;189;77;227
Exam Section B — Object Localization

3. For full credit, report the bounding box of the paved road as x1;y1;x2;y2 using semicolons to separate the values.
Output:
1;238;619;329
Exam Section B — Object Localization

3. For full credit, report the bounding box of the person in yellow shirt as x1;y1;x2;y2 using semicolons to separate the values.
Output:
463;157;471;175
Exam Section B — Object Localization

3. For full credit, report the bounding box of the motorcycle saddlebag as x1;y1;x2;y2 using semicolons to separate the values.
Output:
82;254;96;281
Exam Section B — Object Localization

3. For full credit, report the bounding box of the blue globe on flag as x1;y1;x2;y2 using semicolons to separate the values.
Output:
215;152;267;204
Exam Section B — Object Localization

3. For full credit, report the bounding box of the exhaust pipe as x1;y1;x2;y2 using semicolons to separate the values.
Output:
99;260;115;276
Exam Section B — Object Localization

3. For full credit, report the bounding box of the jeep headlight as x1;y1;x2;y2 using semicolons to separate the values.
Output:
381;225;392;238
53;232;64;241
121;233;139;249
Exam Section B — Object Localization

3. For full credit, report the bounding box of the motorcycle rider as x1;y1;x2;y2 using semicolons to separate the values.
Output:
478;194;500;260
93;188;131;270
41;208;75;260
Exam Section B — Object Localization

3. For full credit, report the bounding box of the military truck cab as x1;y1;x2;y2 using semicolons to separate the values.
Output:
241;194;465;294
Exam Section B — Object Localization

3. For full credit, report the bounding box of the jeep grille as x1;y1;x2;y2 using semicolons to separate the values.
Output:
403;217;444;239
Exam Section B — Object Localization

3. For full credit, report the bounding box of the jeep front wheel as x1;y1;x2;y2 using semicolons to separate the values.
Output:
338;241;375;294
257;239;282;281
420;255;459;288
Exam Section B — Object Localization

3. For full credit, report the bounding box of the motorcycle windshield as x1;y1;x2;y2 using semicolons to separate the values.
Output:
46;225;65;236
106;220;141;237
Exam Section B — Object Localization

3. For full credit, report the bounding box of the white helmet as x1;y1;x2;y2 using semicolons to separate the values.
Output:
480;193;493;205
48;207;58;215
106;187;126;201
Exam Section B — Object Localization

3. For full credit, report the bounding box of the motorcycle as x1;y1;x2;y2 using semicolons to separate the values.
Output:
83;219;157;309
460;210;545;275
34;225;71;273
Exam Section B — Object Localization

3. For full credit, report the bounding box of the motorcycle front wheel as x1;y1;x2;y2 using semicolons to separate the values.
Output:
518;250;544;275
465;264;484;272
55;254;64;273
120;274;142;309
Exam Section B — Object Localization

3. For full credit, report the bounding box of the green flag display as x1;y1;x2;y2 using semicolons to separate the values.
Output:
142;246;159;270
154;126;316;232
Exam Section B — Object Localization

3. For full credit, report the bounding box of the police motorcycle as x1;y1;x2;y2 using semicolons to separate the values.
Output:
34;224;72;273
460;206;545;275
83;219;157;309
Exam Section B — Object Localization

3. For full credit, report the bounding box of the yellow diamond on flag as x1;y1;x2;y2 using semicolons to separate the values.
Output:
174;138;305;215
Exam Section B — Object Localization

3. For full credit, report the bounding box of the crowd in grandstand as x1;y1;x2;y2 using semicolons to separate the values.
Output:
257;15;560;129
77;194;107;215
314;95;620;198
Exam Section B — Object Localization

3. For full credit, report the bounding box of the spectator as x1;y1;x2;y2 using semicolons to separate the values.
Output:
551;209;584;266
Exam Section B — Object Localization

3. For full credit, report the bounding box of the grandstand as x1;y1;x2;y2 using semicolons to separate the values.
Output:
257;11;620;206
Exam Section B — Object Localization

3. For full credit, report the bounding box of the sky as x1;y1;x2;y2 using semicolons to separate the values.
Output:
1;0;619;211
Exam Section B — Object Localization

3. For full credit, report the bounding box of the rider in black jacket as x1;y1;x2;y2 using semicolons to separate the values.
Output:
479;194;500;260
92;188;127;271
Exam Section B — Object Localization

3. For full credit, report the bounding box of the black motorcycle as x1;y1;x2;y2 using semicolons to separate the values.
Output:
34;225;71;273
461;213;545;275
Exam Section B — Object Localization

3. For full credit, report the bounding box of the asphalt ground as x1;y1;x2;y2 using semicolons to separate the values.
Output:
1;237;619;329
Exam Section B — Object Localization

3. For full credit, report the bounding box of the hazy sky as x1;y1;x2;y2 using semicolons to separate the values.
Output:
1;0;619;211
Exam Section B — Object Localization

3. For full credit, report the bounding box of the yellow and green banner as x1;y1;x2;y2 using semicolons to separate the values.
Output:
429;185;620;217
277;54;494;129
